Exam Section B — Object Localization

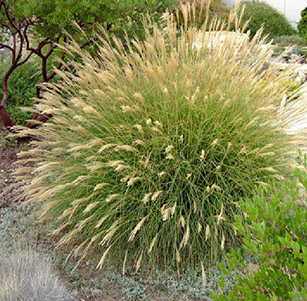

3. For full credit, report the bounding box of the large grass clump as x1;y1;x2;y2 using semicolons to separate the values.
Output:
15;2;307;273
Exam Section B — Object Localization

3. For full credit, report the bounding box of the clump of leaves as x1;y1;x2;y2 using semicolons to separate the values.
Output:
212;151;307;300
15;2;307;274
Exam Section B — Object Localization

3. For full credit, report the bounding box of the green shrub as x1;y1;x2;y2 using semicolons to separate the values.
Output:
273;35;306;47
212;151;307;300
0;60;41;125
15;4;307;273
298;7;307;43
241;1;297;40
273;35;307;57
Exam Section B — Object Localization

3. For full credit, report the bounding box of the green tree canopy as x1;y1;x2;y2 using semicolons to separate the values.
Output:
0;0;175;127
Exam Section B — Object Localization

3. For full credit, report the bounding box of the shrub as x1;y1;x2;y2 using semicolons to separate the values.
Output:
240;1;297;40
0;59;41;125
15;3;307;273
298;7;307;43
212;151;307;300
272;35;307;57
0;248;72;300
273;35;306;47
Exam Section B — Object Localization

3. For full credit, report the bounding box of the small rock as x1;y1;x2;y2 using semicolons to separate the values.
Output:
91;288;103;297
290;54;300;63
295;71;306;84
296;64;307;73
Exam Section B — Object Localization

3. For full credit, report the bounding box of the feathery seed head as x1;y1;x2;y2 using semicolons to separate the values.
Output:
134;124;144;136
128;216;148;242
105;194;120;203
166;154;175;160
141;192;152;204
165;145;174;153
158;171;167;178
152;191;163;201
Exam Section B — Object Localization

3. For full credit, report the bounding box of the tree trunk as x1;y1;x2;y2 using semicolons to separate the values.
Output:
0;103;14;128
0;70;14;128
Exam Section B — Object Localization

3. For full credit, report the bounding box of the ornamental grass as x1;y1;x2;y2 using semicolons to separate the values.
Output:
15;1;307;273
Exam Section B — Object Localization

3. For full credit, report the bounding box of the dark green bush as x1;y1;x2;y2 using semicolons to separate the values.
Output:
212;151;307;300
0;60;41;125
241;1;297;40
298;7;307;43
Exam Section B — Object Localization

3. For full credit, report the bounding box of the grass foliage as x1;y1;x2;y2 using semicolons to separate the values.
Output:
176;0;230;28
15;1;307;273
0;248;72;301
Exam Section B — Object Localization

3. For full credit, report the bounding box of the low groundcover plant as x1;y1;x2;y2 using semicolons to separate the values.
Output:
15;1;307;274
212;151;307;300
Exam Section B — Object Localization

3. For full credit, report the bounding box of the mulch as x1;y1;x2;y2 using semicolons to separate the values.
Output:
0;144;20;205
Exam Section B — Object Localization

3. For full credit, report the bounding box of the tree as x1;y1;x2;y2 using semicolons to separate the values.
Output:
0;0;175;128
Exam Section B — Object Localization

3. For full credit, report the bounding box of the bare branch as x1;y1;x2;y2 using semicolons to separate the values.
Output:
0;20;13;33
0;42;13;52
15;51;33;67
3;1;18;31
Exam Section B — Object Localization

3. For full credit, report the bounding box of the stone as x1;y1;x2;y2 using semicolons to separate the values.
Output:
295;71;306;84
91;288;103;297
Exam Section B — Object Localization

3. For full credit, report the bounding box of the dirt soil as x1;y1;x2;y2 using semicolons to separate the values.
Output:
0;137;20;205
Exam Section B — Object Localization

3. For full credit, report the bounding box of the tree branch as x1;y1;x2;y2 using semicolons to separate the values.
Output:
3;1;18;31
0;20;13;33
15;51;33;67
0;42;13;52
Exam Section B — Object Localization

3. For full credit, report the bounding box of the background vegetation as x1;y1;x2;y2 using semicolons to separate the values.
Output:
0;0;176;127
298;7;307;43
240;1;297;40
0;59;41;125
